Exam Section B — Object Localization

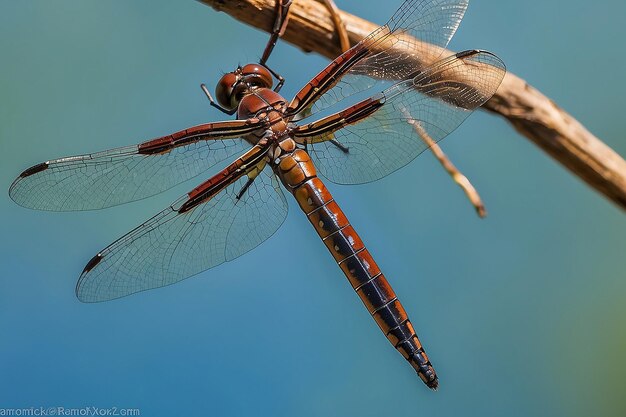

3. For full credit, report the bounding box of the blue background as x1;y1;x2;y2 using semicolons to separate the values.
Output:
1;1;625;416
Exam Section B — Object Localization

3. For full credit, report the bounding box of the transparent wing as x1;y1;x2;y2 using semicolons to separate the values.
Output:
290;0;469;119
296;51;506;184
8;119;266;211
76;166;288;303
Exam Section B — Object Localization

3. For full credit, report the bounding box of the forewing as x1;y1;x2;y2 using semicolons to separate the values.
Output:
290;0;469;119
8;120;265;211
76;166;288;302
298;51;506;184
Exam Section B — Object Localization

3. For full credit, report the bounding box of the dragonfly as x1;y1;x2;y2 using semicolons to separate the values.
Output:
9;0;505;389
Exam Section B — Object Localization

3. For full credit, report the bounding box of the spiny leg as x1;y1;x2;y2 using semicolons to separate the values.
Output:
266;64;286;93
259;0;293;66
261;0;349;93
258;0;292;93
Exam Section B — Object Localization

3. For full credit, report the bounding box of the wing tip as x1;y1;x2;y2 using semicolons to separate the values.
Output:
75;253;104;302
455;49;507;72
455;49;482;58
19;162;49;179
83;253;103;275
9;162;49;206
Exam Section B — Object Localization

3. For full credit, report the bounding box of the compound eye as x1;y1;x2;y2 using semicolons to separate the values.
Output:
215;73;238;110
231;83;249;108
241;63;273;89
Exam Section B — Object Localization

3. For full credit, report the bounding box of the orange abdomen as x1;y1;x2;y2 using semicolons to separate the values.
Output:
276;149;439;389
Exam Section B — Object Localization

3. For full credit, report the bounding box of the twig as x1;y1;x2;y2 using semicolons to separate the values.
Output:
199;0;626;211
405;114;487;218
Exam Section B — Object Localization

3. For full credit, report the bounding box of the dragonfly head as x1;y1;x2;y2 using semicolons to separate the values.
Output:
216;64;274;111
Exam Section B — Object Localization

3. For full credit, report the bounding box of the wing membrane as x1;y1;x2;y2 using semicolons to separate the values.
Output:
294;51;506;184
288;0;469;119
9;119;266;211
76;158;288;302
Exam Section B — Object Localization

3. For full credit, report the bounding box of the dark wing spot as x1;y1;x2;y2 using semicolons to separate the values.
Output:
19;162;48;178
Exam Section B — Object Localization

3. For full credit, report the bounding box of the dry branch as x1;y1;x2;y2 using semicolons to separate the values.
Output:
199;0;626;210
407;116;487;218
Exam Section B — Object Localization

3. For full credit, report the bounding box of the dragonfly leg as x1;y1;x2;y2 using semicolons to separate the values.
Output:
259;0;293;66
235;177;255;200
236;159;267;200
330;139;349;153
262;0;347;94
266;65;286;93
200;83;237;116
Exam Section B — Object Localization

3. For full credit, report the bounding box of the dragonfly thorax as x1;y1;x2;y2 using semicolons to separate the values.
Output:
236;88;286;118
269;137;297;161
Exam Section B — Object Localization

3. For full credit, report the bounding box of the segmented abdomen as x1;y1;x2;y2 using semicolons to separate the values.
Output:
276;148;438;389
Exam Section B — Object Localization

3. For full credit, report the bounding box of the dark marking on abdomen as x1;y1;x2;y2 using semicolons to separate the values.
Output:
277;150;439;389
